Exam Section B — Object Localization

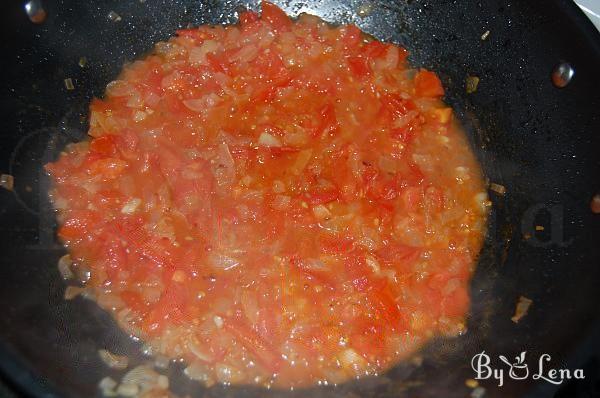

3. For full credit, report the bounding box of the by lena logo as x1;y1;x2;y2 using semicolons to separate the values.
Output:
471;351;584;387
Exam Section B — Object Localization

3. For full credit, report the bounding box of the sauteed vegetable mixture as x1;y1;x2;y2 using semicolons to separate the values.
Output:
46;2;488;389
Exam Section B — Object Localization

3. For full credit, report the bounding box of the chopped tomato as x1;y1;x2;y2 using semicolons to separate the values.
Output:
261;1;292;32
375;244;421;265
381;93;417;118
414;69;445;97
239;10;259;25
319;234;354;254
342;25;362;47
58;210;101;240
305;189;339;205
363;41;388;59
347;56;371;77
89;135;117;156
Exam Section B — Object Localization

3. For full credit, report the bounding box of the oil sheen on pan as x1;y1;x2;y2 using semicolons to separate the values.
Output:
46;1;489;390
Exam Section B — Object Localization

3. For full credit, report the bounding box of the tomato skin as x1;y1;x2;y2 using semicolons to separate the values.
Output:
254;49;286;78
239;10;259;25
414;69;445;97
305;189;340;205
347;56;371;77
85;157;127;180
342;25;362;47
261;1;292;32
381;94;417;118
374;244;421;265
362;41;388;59
89;135;117;156
247;74;292;105
206;52;227;73
372;289;402;324
58;210;102;240
319;234;354;254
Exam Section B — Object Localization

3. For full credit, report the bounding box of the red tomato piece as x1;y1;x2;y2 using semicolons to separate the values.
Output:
89;135;117;156
261;1;292;32
414;69;445;97
319;234;354;254
342;25;362;47
347;56;371;77
239;10;259;25
362;41;388;59
305;189;339;205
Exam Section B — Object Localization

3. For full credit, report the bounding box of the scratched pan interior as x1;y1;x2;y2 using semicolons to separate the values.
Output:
0;0;599;397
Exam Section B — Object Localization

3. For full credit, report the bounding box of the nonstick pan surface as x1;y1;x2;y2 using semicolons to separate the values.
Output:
0;0;599;397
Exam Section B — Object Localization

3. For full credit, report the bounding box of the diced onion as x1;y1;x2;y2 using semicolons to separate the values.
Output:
338;348;367;371
121;365;163;392
291;149;313;175
154;355;170;370
365;255;381;274
490;182;506;195
474;192;491;213
98;349;129;370
189;40;219;65
213;315;224;328
121;198;141;214
301;258;327;271
258;132;282;147
312;204;331;220
106;80;131;97
126;92;143;108
208;253;240;271
272;180;286;193
511;296;532;323
0;174;14;191
232;45;259;63
64;286;85;300
57;254;74;280
98;377;117;397
107;11;122;22
215;363;244;383
189;340;213;362
116;383;138;397
64;78;75;90
183;94;222;112
213;143;236;187
157;375;169;389
384;46;400;69
271;194;291;210
466;76;480;94
184;362;215;386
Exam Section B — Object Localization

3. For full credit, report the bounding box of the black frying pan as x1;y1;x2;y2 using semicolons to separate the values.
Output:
0;0;599;397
